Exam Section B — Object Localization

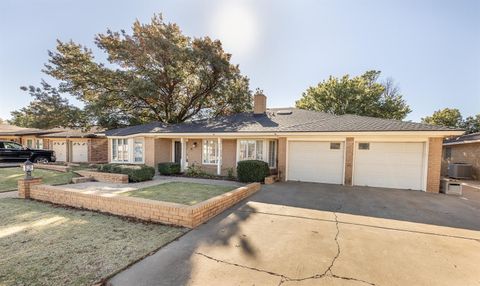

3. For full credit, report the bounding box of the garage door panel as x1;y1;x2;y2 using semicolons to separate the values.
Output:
288;141;344;184
72;141;88;162
52;141;67;162
354;142;424;190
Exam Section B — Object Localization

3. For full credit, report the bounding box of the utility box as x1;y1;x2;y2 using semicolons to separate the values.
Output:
440;178;462;195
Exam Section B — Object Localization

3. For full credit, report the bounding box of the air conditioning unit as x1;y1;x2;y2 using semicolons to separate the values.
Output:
448;163;472;179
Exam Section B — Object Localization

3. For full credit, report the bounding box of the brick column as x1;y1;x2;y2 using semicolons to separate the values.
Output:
426;137;443;193
18;178;42;199
344;137;354;186
277;137;287;182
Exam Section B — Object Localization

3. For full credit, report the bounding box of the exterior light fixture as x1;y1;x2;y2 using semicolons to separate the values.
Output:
23;160;34;180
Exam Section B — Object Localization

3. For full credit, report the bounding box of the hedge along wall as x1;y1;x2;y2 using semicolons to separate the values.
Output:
27;182;261;228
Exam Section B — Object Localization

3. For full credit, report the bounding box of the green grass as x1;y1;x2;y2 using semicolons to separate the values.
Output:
0;198;186;286
121;182;236;205
0;167;79;192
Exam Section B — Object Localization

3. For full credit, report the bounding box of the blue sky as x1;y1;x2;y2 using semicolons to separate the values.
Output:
0;0;479;122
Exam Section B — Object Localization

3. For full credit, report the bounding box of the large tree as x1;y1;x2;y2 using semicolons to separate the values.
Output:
421;108;463;128
44;14;252;129
295;70;411;120
461;114;480;134
421;108;480;134
9;81;87;129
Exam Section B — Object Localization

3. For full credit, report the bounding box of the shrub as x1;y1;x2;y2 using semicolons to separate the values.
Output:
185;164;206;177
226;167;235;180
236;160;270;183
97;163;155;182
157;162;181;175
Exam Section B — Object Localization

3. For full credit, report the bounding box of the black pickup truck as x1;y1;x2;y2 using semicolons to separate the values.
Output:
0;141;56;163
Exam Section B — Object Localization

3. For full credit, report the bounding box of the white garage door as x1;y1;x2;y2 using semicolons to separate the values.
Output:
72;141;88;162
52;141;67;162
353;142;425;190
288;141;344;184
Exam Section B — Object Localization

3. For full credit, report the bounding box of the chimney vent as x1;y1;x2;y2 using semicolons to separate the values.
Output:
253;90;267;114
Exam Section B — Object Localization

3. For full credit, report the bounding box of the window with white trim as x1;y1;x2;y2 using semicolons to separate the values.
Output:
239;140;264;161
26;139;33;148
202;140;218;164
112;139;129;162
268;140;277;168
35;139;43;149
134;139;144;162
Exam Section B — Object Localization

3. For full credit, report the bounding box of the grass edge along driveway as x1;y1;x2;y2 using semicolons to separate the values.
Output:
0;198;187;286
121;182;236;205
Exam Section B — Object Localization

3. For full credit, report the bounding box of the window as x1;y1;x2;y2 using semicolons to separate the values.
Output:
203;140;218;164
358;143;370;150
268;140;277;168
111;139;129;162
35;139;43;149
134;139;144;162
239;140;264;161
444;147;452;160
26;139;33;148
330;142;341;150
3;142;23;150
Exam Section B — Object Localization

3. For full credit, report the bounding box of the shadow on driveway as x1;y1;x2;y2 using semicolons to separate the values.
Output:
108;182;480;286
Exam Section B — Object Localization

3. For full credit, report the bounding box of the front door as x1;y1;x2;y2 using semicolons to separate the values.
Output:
174;141;181;164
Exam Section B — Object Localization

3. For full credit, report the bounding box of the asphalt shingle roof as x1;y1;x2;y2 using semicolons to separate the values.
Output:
444;132;480;144
104;108;461;136
0;124;53;136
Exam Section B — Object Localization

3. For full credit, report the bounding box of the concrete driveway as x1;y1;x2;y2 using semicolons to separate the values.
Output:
109;182;480;286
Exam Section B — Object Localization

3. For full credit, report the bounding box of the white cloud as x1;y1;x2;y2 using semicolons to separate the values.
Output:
209;0;260;60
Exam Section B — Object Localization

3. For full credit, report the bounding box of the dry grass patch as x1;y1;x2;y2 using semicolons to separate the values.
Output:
0;198;186;286
121;182;236;205
0;167;78;192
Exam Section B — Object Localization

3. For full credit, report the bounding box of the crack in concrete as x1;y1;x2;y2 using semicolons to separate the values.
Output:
196;207;378;286
237;209;480;243
195;252;288;280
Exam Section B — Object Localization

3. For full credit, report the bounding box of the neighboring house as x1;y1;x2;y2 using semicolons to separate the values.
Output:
40;130;108;163
442;132;480;180
0;124;107;163
103;94;463;193
0;124;57;148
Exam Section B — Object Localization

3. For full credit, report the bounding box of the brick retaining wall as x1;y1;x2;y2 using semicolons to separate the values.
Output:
28;182;261;228
75;170;128;184
34;164;70;173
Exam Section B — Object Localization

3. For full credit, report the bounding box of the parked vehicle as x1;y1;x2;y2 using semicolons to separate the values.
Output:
0;140;56;163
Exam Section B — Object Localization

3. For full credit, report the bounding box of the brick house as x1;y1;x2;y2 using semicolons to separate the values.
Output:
442;132;480;180
103;94;463;193
0;124;107;163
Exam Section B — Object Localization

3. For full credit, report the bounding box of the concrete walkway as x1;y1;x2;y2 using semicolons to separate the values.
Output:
0;191;18;199
109;182;480;286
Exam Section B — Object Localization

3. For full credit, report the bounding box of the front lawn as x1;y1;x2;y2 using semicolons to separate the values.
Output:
121;182;236;205
0;198;186;286
0;167;78;192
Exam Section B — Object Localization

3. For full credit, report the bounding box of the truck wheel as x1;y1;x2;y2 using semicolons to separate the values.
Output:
34;157;49;164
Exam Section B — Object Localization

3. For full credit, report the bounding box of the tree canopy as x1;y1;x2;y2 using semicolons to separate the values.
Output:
40;14;252;129
295;70;411;120
421;108;480;134
9;81;87;129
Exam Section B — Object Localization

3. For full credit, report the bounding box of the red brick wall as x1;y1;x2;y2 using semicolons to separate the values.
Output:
88;138;108;163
